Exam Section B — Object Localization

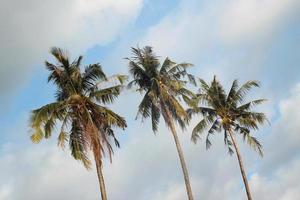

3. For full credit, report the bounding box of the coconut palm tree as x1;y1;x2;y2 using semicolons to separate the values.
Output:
126;46;196;200
187;76;268;200
29;47;127;200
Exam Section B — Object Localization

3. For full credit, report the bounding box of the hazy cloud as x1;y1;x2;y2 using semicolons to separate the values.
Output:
0;0;143;96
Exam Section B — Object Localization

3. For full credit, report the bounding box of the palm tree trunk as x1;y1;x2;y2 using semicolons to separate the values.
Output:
228;129;253;200
162;105;194;200
95;159;108;200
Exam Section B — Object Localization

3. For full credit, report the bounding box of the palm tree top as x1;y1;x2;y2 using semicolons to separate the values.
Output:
30;47;127;169
187;76;268;156
126;46;196;132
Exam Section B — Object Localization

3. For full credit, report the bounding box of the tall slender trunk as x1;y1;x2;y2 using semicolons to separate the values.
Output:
88;122;108;200
162;105;194;200
95;159;108;200
228;129;253;200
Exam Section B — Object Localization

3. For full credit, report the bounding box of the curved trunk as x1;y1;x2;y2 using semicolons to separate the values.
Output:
95;159;108;200
169;121;194;200
162;104;194;200
88;122;108;200
228;129;253;200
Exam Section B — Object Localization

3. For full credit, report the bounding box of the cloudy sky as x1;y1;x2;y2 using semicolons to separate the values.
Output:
0;0;300;199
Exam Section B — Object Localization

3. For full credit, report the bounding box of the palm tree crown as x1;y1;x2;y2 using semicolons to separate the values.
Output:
127;46;196;130
30;47;127;168
188;76;267;155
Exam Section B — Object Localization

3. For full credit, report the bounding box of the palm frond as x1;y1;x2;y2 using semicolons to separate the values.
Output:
237;99;267;111
233;80;260;104
160;57;176;74
82;64;106;90
224;130;234;155
44;116;56;138
205;119;220;149
69;119;91;169
50;47;69;68
238;112;268;128
191;115;215;143
226;79;239;108
58;131;69;149
136;92;153;120
30;126;44;144
151;104;160;132
30;101;66;133
90;85;122;104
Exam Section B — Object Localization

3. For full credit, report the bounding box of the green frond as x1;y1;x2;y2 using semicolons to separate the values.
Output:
191;115;215;143
160;57;176;74
234;80;260;104
71;55;83;69
90;85;122;104
191;119;207;143
205;120;220;149
226;79;239;108
160;86;186;119
181;94;196;108
167;96;187;119
151;104;160;132
237;117;259;130
167;63;192;75
30;126;44;144
198;78;210;93
223;130;234;155
128;60;148;81
30;101;66;142
50;47;69;67
235;125;263;156
82;64;106;89
209;76;227;108
69;120;91;169
246;136;263;157
106;127;120;148
177;87;197;107
136;92;153;120
95;105;127;129
44;116;56;138
238;112;268;128
237;99;267;111
186;107;201;119
57;131;69;149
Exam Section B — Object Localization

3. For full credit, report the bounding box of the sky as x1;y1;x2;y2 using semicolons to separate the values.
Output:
0;0;300;199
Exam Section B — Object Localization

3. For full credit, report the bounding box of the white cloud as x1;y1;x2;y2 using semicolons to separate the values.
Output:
261;83;300;171
139;0;300;83
219;0;300;43
250;159;300;200
0;145;99;200
0;0;143;95
0;185;12;200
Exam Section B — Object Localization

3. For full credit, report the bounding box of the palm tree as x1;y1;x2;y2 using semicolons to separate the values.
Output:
29;47;127;200
126;46;196;200
187;76;268;200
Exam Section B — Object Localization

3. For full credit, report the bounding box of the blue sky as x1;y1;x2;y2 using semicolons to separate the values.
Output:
0;0;300;199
